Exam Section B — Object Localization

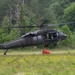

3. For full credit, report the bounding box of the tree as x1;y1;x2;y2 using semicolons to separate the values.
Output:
0;0;9;23
59;25;72;46
5;29;18;41
2;16;12;34
18;2;31;35
47;2;63;23
63;2;75;31
0;29;4;43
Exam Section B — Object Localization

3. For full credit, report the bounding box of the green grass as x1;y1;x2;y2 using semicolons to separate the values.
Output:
0;49;75;75
0;48;75;55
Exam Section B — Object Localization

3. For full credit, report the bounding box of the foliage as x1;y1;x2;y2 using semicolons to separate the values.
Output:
0;0;9;23
59;25;72;46
5;29;18;42
0;0;75;47
0;29;5;43
63;2;75;31
2;16;12;34
47;2;63;23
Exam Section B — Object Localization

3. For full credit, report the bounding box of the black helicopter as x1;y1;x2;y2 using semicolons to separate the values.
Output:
0;29;67;55
0;20;69;55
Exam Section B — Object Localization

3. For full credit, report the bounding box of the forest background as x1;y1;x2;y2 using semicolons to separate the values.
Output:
0;0;75;49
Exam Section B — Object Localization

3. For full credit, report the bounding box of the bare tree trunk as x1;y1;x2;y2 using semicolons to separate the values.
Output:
18;0;25;36
8;0;25;36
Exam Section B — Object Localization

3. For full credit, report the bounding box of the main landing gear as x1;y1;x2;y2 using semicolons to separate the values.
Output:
4;49;9;55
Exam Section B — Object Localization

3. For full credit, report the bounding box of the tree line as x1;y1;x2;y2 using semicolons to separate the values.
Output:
0;0;75;48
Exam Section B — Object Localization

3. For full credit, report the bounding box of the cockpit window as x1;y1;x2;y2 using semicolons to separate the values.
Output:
43;32;58;40
59;32;64;35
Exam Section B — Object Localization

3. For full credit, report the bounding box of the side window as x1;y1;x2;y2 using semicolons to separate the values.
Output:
43;34;47;39
43;33;57;40
48;33;57;39
49;34;51;39
49;33;53;39
53;33;57;38
38;36;42;40
33;36;37;41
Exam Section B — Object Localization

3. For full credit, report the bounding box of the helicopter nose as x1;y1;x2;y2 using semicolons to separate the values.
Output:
61;34;67;40
58;32;67;40
64;34;67;38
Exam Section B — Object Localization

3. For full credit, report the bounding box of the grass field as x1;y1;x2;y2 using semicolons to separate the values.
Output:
0;49;75;75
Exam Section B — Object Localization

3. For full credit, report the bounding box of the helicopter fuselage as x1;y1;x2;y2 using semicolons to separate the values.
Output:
0;29;67;55
0;29;67;49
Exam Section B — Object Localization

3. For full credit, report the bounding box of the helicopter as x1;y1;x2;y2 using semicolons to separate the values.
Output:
1;19;74;55
0;29;67;55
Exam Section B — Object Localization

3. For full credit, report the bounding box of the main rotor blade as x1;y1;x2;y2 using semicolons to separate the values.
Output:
39;19;49;27
0;26;40;28
48;22;75;26
0;21;75;28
